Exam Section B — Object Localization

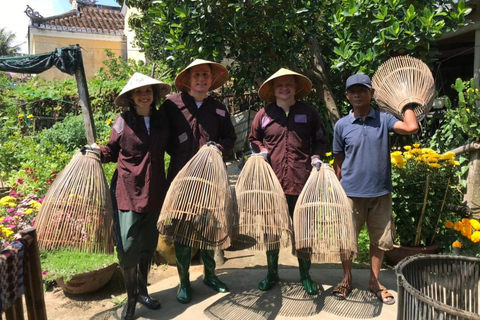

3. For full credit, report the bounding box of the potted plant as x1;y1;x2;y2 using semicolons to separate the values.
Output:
386;144;461;264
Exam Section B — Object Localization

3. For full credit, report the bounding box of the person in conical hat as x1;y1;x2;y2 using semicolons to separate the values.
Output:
160;59;236;304
249;67;327;295
89;72;171;320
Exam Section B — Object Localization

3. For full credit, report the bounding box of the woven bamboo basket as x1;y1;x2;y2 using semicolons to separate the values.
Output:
34;150;114;254
232;154;293;251
157;145;233;250
372;55;435;120
293;165;357;262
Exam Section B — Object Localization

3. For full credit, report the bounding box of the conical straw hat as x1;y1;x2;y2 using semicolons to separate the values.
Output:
114;72;171;107
232;154;293;251
157;145;233;250
293;165;357;263
175;59;229;92
258;68;312;103
35;150;114;254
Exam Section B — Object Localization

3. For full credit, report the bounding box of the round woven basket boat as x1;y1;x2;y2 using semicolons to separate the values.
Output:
157;145;233;250
293;165;357;262
232;154;293;251
372;55;435;120
35;150;114;254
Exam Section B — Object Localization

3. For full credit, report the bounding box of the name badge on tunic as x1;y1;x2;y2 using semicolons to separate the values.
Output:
216;109;226;117
295;114;307;123
178;132;188;143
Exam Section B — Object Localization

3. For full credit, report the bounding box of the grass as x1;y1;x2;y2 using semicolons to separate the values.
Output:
40;250;118;283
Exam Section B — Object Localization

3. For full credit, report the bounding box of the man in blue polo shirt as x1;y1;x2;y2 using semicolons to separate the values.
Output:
332;74;418;305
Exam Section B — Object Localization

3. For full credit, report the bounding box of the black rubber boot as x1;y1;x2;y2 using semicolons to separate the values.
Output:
258;249;280;291
201;249;229;292
138;257;161;310
175;243;192;303
298;258;319;295
121;266;138;320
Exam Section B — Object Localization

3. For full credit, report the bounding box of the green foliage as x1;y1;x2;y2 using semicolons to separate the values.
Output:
40;250;118;282
355;227;371;264
0;27;20;56
391;145;461;247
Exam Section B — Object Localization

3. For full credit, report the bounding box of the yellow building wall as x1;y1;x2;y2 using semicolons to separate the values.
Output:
30;35;125;81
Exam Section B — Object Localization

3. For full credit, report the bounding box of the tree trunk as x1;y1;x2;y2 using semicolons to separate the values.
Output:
305;36;341;127
466;149;480;219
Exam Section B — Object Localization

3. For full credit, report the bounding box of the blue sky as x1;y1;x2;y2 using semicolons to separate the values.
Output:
0;0;121;53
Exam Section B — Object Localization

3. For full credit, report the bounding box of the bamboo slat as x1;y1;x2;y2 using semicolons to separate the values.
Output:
293;165;357;262
232;154;293;251
372;55;435;120
34;150;114;254
157;145;233;250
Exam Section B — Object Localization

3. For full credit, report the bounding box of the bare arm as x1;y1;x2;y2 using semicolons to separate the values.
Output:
334;153;345;181
393;105;419;135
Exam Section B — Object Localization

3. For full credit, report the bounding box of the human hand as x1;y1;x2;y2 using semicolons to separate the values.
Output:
311;157;323;171
81;143;100;156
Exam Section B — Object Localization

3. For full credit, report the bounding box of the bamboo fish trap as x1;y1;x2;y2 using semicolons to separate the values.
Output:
293;165;357;263
35;149;114;254
232;154;293;251
157;145;233;250
372;55;435;120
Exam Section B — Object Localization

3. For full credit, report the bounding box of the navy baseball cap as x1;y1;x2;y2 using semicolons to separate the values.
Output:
345;74;372;90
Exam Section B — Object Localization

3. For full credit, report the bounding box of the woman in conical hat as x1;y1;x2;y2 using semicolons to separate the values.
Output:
159;59;237;304
249;67;327;295
91;72;171;320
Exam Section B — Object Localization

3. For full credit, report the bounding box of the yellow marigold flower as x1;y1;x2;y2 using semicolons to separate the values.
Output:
424;157;438;163
413;143;420;148
470;219;480;230
329;159;334;165
325;152;332;157
421;148;435;154
8;202;16;208
27;114;34;119
471;231;480;243
444;221;454;229
106;119;113;126
403;145;412;151
405;154;414;159
440;152;456;160
466;108;470;113
428;163;442;168
448;160;460;166
391;158;397;165
391;151;402;157
17;114;24;119
24;208;33;215
452;241;462;248
454;221;463;231
0;196;17;206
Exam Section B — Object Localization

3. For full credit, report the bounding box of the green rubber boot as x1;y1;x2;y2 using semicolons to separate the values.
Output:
201;249;229;292
298;258;318;295
174;243;192;303
258;249;279;291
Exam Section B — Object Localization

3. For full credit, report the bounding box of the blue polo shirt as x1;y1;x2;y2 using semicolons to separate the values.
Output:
333;108;398;198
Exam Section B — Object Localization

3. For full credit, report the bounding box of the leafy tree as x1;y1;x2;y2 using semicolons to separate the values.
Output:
0;28;20;56
125;0;471;126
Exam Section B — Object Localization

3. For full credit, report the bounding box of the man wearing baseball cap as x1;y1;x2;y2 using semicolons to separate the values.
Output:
332;74;418;304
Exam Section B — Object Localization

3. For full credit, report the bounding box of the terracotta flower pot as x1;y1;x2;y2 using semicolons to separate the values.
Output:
385;240;439;266
56;263;118;294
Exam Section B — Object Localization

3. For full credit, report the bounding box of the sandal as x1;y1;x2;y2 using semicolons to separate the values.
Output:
369;286;395;305
332;283;352;300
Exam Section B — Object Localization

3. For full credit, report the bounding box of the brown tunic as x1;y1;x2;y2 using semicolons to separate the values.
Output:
99;110;169;213
161;92;237;182
249;101;326;195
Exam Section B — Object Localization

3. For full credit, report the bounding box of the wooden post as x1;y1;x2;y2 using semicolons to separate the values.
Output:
20;227;48;320
73;48;96;145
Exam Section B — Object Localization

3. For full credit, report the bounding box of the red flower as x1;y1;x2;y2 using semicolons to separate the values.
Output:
17;178;24;185
46;179;53;183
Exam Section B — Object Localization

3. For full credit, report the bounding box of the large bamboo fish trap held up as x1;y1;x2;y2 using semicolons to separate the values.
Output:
34;149;114;254
232;154;293;251
157;145;233;250
372;55;435;120
293;165;357;262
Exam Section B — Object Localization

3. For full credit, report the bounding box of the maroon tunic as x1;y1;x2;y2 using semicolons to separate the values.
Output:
249;101;326;195
99;110;169;213
161;92;237;182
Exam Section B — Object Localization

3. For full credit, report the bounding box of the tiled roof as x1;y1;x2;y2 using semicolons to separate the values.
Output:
27;1;124;36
